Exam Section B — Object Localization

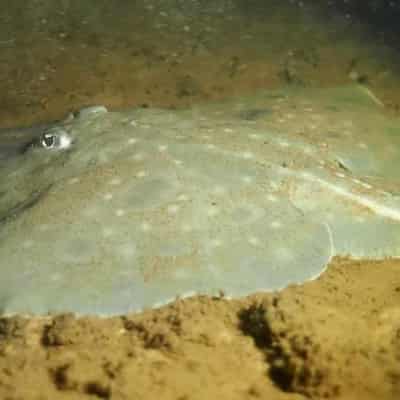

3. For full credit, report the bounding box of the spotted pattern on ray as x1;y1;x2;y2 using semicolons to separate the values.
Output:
0;85;400;315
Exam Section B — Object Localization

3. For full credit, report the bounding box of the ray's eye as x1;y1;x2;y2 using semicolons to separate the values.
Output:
39;128;73;150
41;133;56;148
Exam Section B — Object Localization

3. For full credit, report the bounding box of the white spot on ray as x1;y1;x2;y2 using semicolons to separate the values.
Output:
119;244;137;259
311;114;323;121
181;224;193;232
109;177;122;185
115;209;126;217
360;182;372;189
351;178;372;190
127;137;138;145
141;222;152;232
324;213;335;222
98;153;109;163
344;120;353;127
132;153;145;161
207;207;219;217
206;264;220;277
275;247;293;262
278;140;289;147
267;194;278;202
38;224;50;232
301;171;313;180
51;273;62;282
167;204;180;214
177;194;189;201
241;151;254;159
103;193;113;201
241;175;253;184
248;236;261;246
136;170;148;178
102;227;114;237
22;240;34;249
82;207;97;218
68;177;80;185
174;268;190;280
212;185;227;196
302;146;313;155
210;239;223;248
270;220;282;229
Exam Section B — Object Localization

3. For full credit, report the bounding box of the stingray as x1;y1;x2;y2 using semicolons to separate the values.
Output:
0;85;400;316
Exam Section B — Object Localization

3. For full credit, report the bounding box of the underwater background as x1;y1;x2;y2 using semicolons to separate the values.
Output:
1;0;400;128
0;1;400;398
